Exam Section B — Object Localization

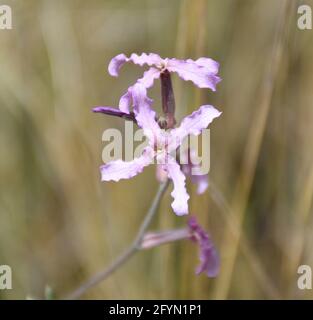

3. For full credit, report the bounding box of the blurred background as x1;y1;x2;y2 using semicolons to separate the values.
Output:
1;0;313;299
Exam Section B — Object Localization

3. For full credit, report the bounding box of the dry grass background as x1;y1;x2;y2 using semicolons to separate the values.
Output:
1;0;313;299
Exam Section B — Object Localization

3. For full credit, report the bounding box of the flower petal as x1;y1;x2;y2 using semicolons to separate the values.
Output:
108;53;128;77
194;57;219;74
117;67;160;114
129;53;163;67
92;106;136;121
132;83;162;145
167;58;221;90
118;90;132;113
188;217;220;277
172;105;222;147
164;156;189;216
138;67;161;88
108;53;163;77
100;147;154;182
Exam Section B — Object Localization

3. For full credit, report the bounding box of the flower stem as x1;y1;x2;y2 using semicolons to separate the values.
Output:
65;180;170;300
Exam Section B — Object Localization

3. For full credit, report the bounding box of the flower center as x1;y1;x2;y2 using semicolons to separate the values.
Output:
158;59;168;72
154;137;169;155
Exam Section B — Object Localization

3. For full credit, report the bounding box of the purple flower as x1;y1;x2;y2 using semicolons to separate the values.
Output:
188;216;220;277
141;216;219;278
108;53;221;113
100;84;221;216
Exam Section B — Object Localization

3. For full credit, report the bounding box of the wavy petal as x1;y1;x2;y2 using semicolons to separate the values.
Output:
100;147;154;182
129;53;163;67
167;58;221;90
108;53;163;77
138;67;161;88
164;156;189;216
172;105;222;148
188;217;220;277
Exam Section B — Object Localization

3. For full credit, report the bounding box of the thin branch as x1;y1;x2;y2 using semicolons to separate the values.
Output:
65;180;170;300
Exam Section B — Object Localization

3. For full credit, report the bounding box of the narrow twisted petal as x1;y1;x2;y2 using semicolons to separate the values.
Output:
171;105;222;148
92;106;136;121
132;83;162;145
108;53;128;77
188;217;220;277
164;156;189;216
100;147;154;182
108;53;163;77
167;58;221;90
138;67;161;88
129;53;163;67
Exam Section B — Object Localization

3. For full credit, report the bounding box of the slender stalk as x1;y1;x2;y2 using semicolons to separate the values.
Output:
65;180;169;300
